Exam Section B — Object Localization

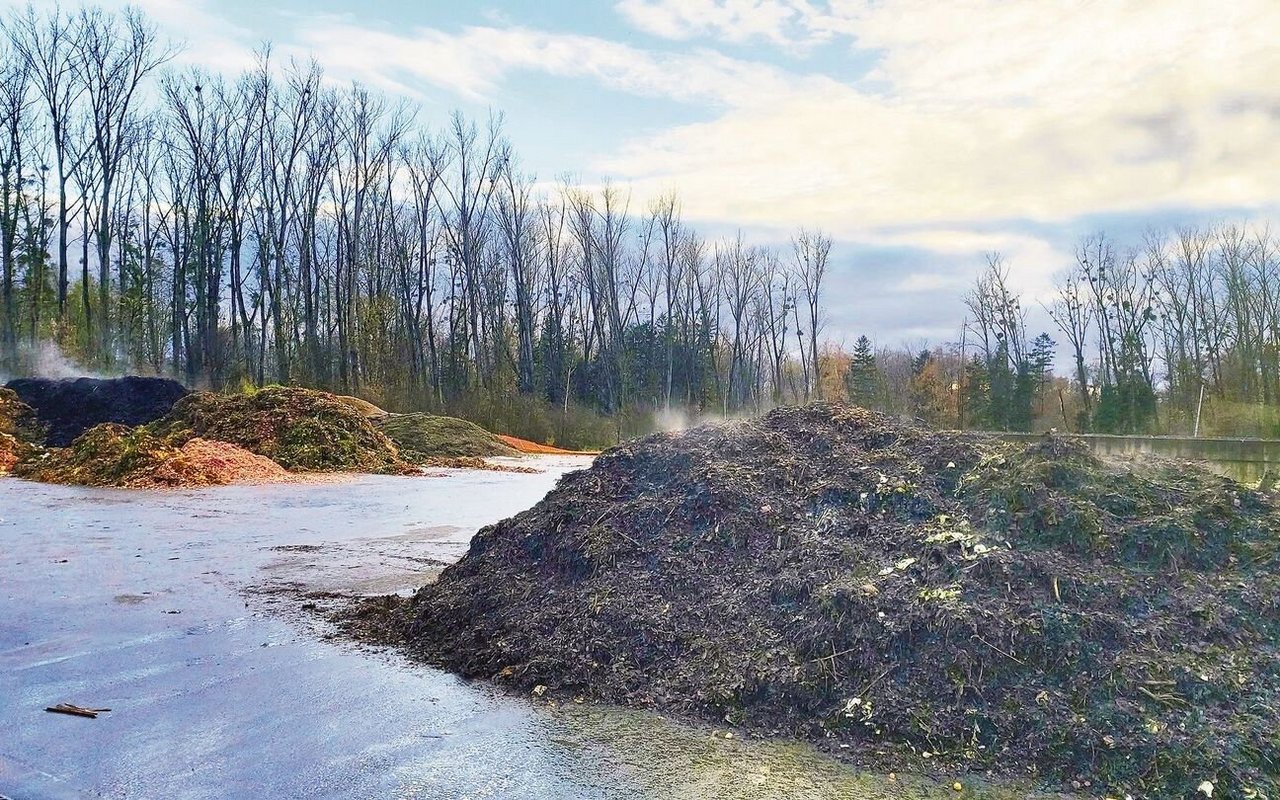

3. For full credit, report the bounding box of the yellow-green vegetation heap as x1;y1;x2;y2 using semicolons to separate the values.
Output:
15;424;290;487
404;404;1280;798
149;386;413;474
1;387;44;474
335;395;389;420
375;412;520;462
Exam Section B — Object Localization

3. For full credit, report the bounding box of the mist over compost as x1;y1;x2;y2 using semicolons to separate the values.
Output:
402;403;1280;799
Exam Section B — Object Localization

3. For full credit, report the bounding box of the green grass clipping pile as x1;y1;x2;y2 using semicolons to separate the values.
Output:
149;386;413;474
375;412;520;462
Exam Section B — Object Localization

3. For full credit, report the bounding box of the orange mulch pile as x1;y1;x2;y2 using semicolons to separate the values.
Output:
496;434;600;456
1;432;22;474
153;437;292;486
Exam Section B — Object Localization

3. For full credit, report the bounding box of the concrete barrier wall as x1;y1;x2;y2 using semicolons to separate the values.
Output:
991;432;1280;484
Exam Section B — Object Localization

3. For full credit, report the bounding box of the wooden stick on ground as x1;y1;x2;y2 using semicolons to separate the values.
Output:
45;703;111;719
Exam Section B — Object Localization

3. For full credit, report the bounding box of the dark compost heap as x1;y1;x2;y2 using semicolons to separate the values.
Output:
6;376;189;446
404;404;1280;798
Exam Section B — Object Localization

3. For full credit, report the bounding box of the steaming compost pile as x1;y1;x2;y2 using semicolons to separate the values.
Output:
5;376;189;446
10;385;416;486
405;403;1280;798
375;413;521;460
148;386;413;474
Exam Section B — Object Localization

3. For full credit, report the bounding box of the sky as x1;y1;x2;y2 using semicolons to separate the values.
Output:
35;0;1280;352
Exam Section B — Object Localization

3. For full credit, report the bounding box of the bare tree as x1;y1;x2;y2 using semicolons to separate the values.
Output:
73;6;175;359
7;5;84;330
0;43;30;363
791;227;831;400
1046;262;1094;425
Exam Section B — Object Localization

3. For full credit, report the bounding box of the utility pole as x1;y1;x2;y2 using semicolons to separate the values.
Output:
1193;382;1205;438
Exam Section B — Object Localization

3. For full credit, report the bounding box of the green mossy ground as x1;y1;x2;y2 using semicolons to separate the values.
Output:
375;413;520;462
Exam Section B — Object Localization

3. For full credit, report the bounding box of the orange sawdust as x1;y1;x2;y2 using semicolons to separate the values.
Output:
495;434;600;456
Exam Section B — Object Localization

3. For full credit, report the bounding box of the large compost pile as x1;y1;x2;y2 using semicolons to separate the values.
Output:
6;376;188;446
149;386;412;474
375;412;520;460
1;381;549;486
405;404;1280;798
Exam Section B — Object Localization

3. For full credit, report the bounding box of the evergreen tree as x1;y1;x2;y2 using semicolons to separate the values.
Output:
986;337;1015;430
846;335;879;407
961;354;990;428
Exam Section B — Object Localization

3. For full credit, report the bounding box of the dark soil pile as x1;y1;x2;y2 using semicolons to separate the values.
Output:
15;424;290;487
375;413;520;461
405;404;1280;798
5;376;189;446
149;387;413;474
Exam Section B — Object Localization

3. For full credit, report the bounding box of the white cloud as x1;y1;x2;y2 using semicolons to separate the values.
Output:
130;0;259;72
616;0;810;45
287;19;800;107
598;0;1280;241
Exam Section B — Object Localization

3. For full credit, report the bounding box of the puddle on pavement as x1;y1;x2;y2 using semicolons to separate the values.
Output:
548;704;1069;800
388;699;1074;800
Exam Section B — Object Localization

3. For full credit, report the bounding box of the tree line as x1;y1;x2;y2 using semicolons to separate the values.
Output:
3;6;1278;443
0;5;833;445
836;223;1280;438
